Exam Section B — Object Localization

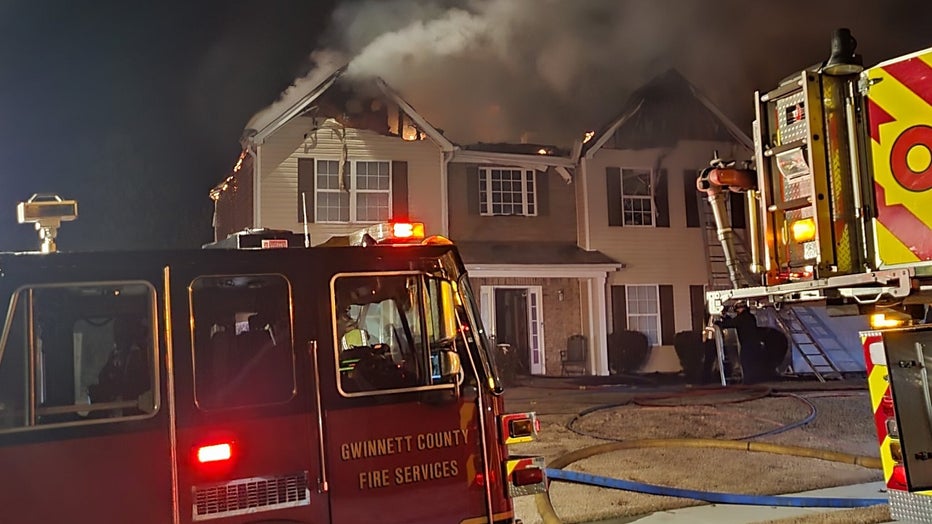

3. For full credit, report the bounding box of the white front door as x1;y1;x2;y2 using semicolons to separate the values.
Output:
480;285;546;375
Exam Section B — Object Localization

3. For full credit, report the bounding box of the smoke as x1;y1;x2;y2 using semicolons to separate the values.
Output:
295;0;932;147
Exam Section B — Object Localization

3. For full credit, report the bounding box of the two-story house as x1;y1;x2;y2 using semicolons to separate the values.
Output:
211;70;621;377
574;69;753;372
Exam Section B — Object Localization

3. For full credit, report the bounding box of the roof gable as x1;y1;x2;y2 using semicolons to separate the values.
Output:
582;69;752;158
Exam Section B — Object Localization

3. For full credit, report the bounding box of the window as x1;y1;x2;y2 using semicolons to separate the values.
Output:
0;282;158;431
315;159;391;223
479;167;537;216
626;285;660;346
332;272;459;396
190;274;295;410
621;168;653;226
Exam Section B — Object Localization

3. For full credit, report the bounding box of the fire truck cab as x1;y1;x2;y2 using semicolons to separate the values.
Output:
0;203;545;524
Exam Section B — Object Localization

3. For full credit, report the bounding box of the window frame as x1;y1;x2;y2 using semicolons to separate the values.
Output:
330;270;459;399
188;272;296;412
625;284;661;346
313;159;393;224
0;280;160;434
620;167;654;227
478;166;538;217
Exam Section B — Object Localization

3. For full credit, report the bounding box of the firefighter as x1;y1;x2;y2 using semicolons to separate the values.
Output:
717;302;764;384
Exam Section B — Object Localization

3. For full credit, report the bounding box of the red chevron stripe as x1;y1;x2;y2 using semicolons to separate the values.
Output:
875;182;932;260
867;98;896;144
883;56;932;107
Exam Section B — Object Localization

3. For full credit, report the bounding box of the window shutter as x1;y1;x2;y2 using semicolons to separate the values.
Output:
611;285;627;333
536;169;549;216
466;166;480;215
606;167;622;226
684;169;701;228
297;158;315;223
689;285;706;332
659;284;675;344
391;160;408;221
729;191;747;229
654;168;669;228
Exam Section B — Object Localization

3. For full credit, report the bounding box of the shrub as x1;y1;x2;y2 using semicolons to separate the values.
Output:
674;330;715;384
607;330;651;374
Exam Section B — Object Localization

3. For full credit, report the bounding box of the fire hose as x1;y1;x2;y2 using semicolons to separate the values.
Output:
535;387;883;523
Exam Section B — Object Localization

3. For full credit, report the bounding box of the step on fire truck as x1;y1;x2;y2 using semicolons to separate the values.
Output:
697;30;932;522
0;195;545;524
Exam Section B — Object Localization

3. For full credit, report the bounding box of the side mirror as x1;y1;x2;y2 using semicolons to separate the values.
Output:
438;280;459;342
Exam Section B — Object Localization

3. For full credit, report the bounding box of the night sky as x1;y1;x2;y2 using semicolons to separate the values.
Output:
1;1;930;252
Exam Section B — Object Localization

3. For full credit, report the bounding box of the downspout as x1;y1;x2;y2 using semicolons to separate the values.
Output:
250;145;261;229
442;149;454;237
578;157;591;251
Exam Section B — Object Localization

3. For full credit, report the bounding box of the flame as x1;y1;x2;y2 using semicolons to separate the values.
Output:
537;148;549;155
583;131;595;143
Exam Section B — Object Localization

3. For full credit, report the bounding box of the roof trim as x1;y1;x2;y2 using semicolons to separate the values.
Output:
452;149;575;170
250;65;346;145
465;263;624;279
581;99;644;160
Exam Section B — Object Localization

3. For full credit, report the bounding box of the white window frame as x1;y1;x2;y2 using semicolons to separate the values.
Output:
620;167;654;227
314;159;393;224
625;284;660;346
478;167;537;217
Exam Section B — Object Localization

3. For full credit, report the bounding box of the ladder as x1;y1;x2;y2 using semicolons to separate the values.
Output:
771;306;846;382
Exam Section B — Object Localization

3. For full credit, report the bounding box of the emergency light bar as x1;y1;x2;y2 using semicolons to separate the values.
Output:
16;193;78;254
349;222;425;246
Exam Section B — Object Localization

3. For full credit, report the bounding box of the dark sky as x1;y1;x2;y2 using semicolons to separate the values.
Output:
1;0;930;252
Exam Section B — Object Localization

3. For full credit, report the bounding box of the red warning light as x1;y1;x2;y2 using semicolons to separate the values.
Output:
197;442;233;464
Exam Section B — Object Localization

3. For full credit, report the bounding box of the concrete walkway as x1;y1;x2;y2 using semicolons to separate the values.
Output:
622;481;889;523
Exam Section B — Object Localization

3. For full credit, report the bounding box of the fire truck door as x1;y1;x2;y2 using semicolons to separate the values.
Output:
168;267;326;523
883;327;932;491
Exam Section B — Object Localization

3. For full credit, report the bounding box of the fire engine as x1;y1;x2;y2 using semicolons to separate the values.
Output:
697;29;932;522
0;194;546;524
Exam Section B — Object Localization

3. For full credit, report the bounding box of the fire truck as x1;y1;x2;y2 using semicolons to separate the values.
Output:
0;195;545;524
697;29;932;521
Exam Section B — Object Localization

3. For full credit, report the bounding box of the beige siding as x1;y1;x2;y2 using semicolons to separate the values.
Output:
257;117;445;244
585;140;750;335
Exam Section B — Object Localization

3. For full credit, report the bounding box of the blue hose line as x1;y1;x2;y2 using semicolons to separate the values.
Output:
546;469;887;508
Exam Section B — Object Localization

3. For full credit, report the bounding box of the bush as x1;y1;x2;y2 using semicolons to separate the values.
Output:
607;330;651;374
674;330;716;384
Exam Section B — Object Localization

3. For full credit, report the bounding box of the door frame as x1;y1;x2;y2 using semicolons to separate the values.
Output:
480;285;546;375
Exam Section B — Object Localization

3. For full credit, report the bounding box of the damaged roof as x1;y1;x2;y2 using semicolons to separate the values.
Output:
456;241;619;266
582;69;752;157
242;66;454;151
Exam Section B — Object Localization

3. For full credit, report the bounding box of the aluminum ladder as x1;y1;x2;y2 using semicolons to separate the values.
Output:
772;306;846;382
698;192;754;290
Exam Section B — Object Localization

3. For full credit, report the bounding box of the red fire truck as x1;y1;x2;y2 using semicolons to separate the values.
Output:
698;30;932;521
0;196;545;524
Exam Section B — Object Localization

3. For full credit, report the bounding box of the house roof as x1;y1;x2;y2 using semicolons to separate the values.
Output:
455;241;619;265
581;69;753;159
242;67;454;152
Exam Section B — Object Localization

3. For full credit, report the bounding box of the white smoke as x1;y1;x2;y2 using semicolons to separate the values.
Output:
282;0;932;147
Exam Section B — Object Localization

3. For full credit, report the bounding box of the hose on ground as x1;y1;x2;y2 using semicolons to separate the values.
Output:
537;438;883;523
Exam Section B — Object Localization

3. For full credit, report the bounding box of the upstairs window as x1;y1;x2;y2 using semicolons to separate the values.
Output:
606;167;669;228
621;168;653;226
312;160;392;223
479;167;537;216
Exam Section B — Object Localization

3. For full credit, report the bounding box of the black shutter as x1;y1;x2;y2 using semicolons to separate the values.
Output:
297;158;315;223
391;160;408;221
611;285;627;333
466;166;480;215
659;284;675;344
654;168;669;228
606;167;622;226
730;191;747;229
536;169;549;216
684;169;701;228
689;285;707;332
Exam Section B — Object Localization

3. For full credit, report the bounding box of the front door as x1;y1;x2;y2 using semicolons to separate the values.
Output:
487;286;545;375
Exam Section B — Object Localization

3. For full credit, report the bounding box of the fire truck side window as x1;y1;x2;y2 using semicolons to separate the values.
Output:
190;274;295;410
333;273;459;395
0;282;158;431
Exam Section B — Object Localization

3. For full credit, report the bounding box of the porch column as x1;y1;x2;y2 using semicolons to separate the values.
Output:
587;274;610;375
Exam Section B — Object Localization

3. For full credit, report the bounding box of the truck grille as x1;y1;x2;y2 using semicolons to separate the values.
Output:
193;471;310;521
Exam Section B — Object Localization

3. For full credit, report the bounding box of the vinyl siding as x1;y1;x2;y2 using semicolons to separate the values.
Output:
257;116;445;244
585;140;750;335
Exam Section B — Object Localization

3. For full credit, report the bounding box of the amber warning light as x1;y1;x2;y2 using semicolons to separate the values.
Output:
197;442;233;464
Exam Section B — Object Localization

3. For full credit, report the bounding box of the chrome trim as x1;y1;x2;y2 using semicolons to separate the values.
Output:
309;340;329;493
191;471;310;521
27;289;35;426
165;266;181;524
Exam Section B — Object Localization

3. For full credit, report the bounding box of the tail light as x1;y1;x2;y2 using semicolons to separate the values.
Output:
890;464;908;490
505;456;547;497
196;442;233;464
500;412;540;445
512;467;544;486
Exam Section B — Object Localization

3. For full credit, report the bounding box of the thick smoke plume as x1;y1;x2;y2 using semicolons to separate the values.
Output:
304;0;931;147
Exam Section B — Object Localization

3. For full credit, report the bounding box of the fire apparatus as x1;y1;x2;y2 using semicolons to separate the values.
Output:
0;195;545;524
697;29;932;522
